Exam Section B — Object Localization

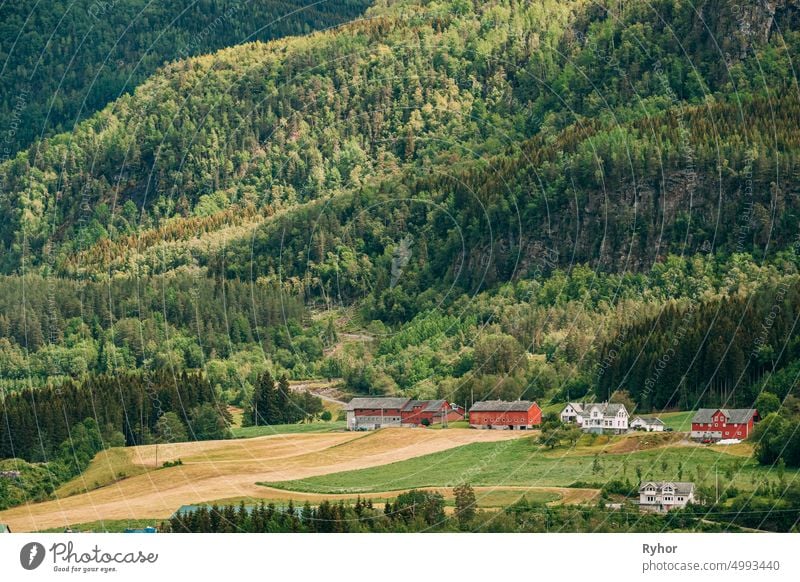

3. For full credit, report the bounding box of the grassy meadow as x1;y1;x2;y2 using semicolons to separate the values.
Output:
264;434;792;495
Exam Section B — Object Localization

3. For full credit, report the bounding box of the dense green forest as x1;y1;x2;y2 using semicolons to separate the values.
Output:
0;272;320;401
0;371;228;461
4;0;799;278
0;0;798;401
0;0;372;156
1;0;800;505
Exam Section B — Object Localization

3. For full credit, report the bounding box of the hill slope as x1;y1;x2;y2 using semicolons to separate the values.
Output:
0;0;373;157
0;0;800;411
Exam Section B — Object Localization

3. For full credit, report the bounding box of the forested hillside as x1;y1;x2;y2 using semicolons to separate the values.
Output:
0;0;372;156
1;0;800;425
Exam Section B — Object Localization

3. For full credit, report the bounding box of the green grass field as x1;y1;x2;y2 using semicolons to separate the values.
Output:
264;436;794;495
636;411;695;431
231;421;346;438
454;489;561;507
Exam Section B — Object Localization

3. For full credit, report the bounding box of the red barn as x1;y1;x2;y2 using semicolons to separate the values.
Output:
345;398;464;429
401;399;464;427
690;408;758;441
468;400;542;430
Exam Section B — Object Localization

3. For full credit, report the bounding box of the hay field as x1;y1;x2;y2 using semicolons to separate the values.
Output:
0;428;524;532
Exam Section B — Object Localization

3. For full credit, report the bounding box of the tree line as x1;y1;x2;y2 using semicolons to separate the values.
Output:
164;487;746;533
244;371;324;426
0;370;229;463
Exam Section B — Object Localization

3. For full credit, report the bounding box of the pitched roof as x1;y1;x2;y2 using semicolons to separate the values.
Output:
469;400;538;412
692;408;756;424
423;399;448;412
346;397;411;411
633;416;665;426
568;402;628;418
639;481;695;496
401;399;448;412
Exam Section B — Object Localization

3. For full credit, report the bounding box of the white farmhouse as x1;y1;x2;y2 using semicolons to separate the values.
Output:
630;416;665;432
639;481;695;512
560;402;629;434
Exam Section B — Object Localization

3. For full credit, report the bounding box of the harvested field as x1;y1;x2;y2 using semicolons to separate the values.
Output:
0;428;524;532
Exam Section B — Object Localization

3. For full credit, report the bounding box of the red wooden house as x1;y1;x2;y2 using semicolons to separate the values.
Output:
468;400;542;430
690;408;758;441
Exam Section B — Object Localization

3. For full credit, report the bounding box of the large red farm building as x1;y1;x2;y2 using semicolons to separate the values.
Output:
345;397;464;430
690;408;758;441
468;400;542;430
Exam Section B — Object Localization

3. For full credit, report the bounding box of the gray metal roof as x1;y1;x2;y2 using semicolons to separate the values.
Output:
691;408;756;424
469;400;537;412
633;416;665;426
569;402;629;418
639;481;695;496
346;397;411;411
401;399;447;412
424;399;448;412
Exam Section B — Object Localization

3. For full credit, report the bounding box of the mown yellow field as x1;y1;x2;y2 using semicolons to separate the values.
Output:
0;428;526;532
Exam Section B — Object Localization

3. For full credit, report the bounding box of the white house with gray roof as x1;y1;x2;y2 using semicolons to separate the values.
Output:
560;402;629;434
630;416;665;432
639;481;695;512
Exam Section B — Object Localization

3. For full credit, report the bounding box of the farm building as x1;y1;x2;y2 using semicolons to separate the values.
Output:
630;416;665;432
346;398;409;430
468;400;542;430
690;409;758;441
639;481;695;512
560;402;629;434
345;398;463;430
401;399;464;427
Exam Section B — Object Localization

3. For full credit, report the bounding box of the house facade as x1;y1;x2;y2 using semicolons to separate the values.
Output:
346;397;463;430
630;416;665;432
639;481;695;512
561;402;629;434
468;400;542;430
690;408;758;441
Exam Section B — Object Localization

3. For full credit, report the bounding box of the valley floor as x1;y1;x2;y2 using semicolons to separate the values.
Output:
0;428;522;532
0;426;787;533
